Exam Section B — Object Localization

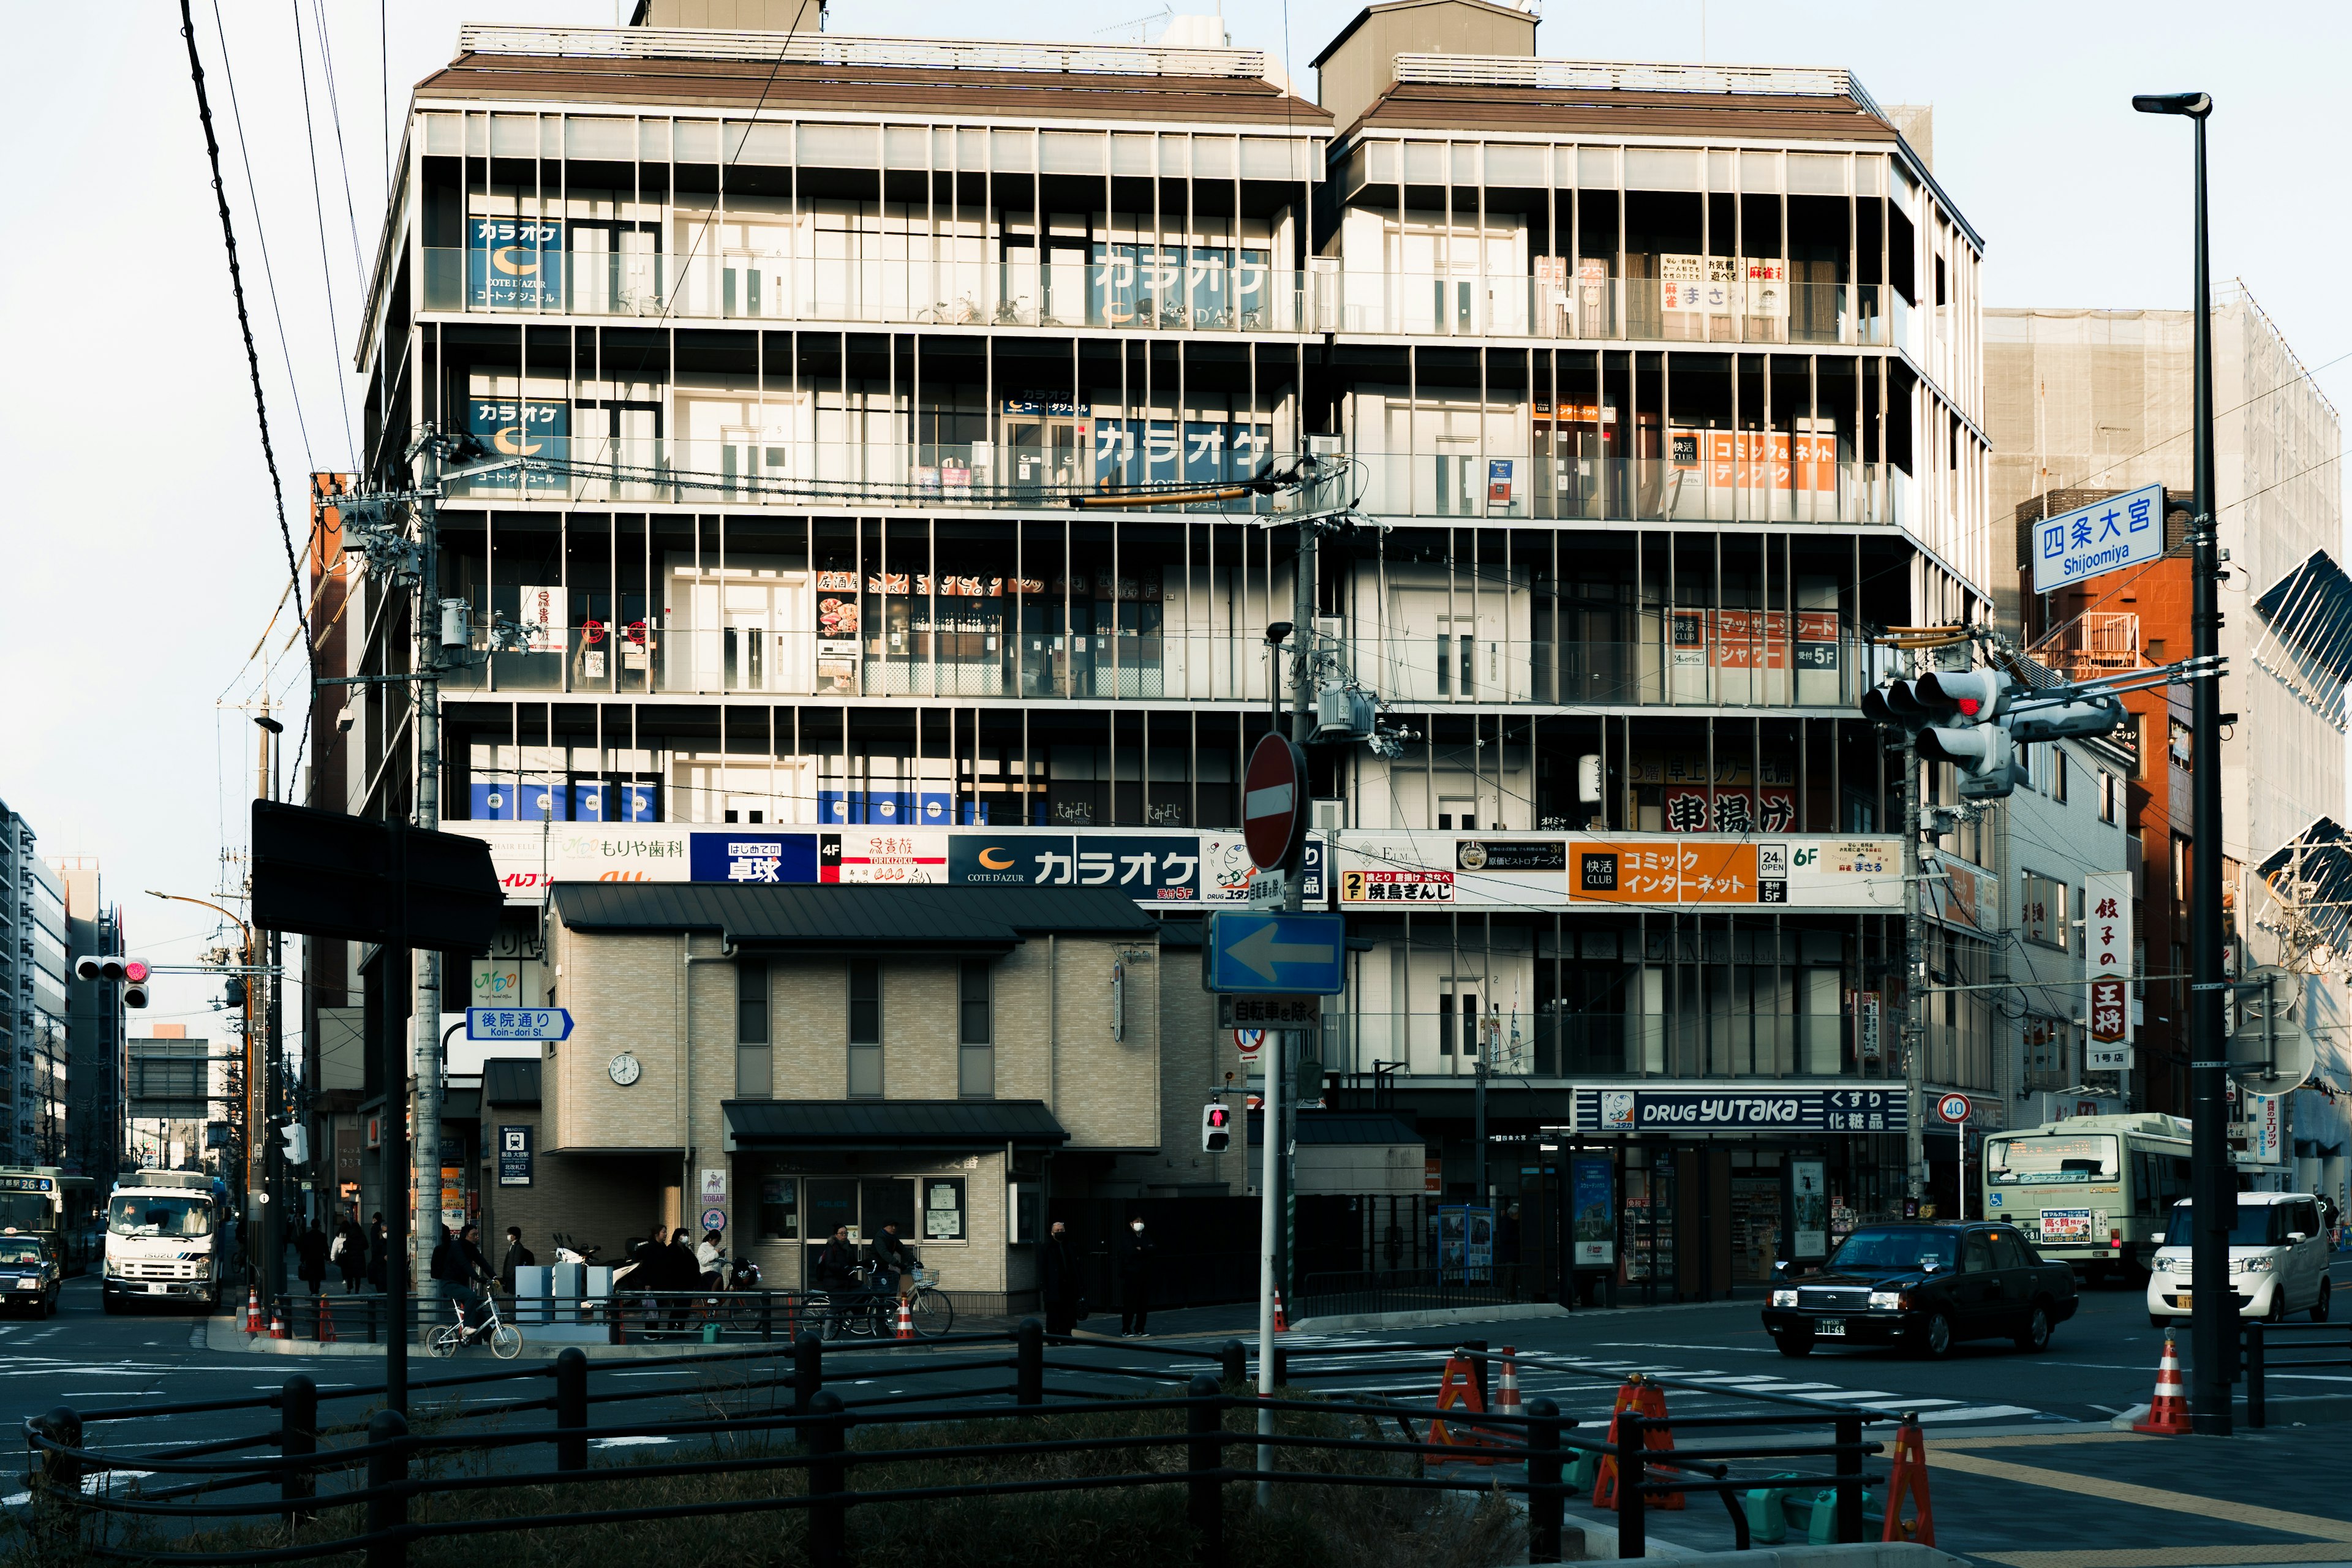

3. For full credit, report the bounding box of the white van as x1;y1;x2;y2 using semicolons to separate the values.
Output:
2146;1192;2334;1329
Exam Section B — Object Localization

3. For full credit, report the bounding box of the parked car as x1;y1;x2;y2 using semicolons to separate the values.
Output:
1762;1221;2079;1359
0;1234;61;1317
2146;1192;2334;1329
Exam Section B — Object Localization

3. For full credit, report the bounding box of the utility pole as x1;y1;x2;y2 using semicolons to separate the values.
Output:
410;437;446;1299
1901;731;1925;1207
1282;518;1316;1303
2133;87;2228;1435
257;707;285;1288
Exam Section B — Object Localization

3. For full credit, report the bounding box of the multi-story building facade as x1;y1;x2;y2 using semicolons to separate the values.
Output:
1987;295;2350;1211
0;799;70;1165
55;859;125;1179
334;0;1996;1301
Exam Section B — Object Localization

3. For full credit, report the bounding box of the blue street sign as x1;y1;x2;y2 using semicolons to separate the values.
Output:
2030;481;2166;593
466;1007;575;1042
1202;911;1346;995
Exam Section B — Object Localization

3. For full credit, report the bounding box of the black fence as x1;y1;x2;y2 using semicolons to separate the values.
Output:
2242;1319;2352;1428
258;1286;967;1346
1298;1264;1551;1321
22;1327;1895;1564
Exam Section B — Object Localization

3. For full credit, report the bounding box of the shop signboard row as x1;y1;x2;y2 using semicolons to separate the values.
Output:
1336;834;1899;910
463;821;1320;906
1563;1085;1905;1134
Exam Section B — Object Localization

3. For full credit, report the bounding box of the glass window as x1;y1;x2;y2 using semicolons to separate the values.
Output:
1961;1232;1994;1272
1830;1227;1956;1271
849;960;881;1044
1986;1134;2120;1185
1987;1231;2031;1271
107;1196;214;1237
737;960;769;1044
758;1175;798;1240
959;959;992;1045
922;1177;967;1242
2022;872;2068;949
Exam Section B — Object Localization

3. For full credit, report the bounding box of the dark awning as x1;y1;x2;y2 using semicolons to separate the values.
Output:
549;882;1153;954
483;1058;541;1108
722;1098;1069;1153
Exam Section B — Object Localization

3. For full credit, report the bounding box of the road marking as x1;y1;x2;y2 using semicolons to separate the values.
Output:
1978;1547;2352;1567
1928;1449;2352;1542
1910;1404;2044;1423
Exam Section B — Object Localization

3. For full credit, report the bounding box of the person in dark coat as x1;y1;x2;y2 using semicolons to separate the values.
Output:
367;1214;390;1292
1038;1221;1080;1336
499;1226;535;1297
1114;1217;1156;1336
297;1221;331;1296
336;1218;368;1293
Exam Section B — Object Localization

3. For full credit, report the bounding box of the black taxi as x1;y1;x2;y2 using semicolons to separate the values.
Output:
0;1233;61;1317
1762;1221;2079;1359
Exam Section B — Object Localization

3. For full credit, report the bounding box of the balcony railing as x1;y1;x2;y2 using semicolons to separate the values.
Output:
1334;1010;1849;1080
1354;453;1901;525
420;246;1913;351
439;622;1868;708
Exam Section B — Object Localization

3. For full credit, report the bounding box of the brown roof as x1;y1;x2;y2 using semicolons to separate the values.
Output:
1347;81;1897;143
417;52;1332;127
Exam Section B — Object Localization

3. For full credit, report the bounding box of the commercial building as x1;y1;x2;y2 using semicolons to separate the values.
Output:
330;0;1998;1302
127;1024;216;1174
54;859;126;1180
1986;295;2350;1210
0;797;70;1165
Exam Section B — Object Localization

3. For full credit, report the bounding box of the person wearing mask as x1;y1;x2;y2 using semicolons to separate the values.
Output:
1039;1220;1081;1337
695;1227;724;1289
665;1227;699;1329
1114;1216;1156;1337
336;1217;368;1294
296;1219;330;1297
499;1226;535;1297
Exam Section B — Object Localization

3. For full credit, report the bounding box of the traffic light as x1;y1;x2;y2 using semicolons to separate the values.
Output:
1202;1102;1232;1153
1861;669;2026;801
2007;691;2126;744
224;974;247;1009
75;956;151;1008
278;1122;309;1167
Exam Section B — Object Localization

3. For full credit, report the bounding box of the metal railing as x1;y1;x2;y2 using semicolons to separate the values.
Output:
21;1327;1889;1565
2242;1317;2352;1428
265;1287;964;1346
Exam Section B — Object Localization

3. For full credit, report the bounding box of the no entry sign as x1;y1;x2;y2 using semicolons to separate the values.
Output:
1243;733;1308;871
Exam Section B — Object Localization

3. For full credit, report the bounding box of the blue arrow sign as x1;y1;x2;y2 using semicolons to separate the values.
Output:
1202;912;1346;995
466;1007;575;1042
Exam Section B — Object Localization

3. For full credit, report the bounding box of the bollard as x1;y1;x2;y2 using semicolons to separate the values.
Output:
806;1390;849;1568
2246;1321;2267;1429
1271;1343;1289;1389
366;1408;410;1568
1016;1317;1045;1406
1615;1411;1645;1559
1833;1413;1864;1544
1219;1338;1246;1389
1187;1373;1226;1568
793;1331;824;1415
1525;1396;1564;1564
281;1374;318;1521
1463;1338;1489;1411
556;1348;589;1471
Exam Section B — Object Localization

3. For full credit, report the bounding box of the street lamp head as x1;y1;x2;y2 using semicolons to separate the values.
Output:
1264;620;1294;647
255;715;284;734
2132;91;2211;118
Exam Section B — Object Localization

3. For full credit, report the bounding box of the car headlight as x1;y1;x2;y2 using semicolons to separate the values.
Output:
1868;1291;1904;1310
1770;1289;1798;1308
104;1258;122;1278
2234;1256;2275;1274
190;1261;211;1280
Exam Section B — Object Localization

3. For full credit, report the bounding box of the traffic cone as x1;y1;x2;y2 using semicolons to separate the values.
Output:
318;1297;337;1343
2132;1336;2193;1436
1273;1287;1289;1332
1494;1346;1522;1416
244;1286;263;1334
897;1295;914;1340
1880;1417;1936;1545
270;1302;288;1340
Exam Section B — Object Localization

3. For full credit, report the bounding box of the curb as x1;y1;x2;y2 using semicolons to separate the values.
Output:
2105;1393;2352;1430
1288;1303;1571;1335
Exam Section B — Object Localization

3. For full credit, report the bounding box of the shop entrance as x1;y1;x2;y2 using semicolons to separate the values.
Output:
1005;413;1084;497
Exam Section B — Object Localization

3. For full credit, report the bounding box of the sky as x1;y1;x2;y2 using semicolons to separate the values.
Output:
2;0;2347;1029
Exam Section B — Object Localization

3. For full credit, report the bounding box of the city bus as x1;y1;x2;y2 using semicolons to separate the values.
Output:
1981;1114;2192;1283
0;1166;98;1275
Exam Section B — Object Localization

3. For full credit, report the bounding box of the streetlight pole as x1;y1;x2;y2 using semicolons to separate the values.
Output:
2133;88;2229;1436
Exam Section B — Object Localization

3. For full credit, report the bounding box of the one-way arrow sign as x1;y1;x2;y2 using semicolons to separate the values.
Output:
1202;911;1346;995
466;1007;575;1042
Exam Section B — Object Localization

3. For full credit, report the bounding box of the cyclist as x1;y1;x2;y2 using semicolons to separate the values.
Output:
872;1221;917;1299
431;1224;490;1333
815;1225;859;1338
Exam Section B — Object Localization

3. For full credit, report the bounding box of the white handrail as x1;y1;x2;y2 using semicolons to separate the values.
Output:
454;24;1268;79
1391;53;1880;114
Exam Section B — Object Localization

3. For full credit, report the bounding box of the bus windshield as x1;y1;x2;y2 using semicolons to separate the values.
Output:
0;1193;52;1232
108;1195;214;1238
1986;1134;2120;1185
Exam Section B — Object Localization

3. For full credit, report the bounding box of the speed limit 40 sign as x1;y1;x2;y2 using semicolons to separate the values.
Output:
1935;1092;1972;1125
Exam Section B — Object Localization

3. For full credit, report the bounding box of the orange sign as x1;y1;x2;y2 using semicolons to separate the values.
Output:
1572;841;1758;903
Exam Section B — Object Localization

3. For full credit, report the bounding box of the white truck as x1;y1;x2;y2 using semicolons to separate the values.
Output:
102;1170;225;1313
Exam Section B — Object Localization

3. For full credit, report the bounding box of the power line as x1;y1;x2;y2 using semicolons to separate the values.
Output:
307;0;371;293
290;0;357;466
178;0;314;684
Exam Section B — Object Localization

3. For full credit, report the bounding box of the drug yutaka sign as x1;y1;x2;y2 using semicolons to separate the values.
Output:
1569;1086;1902;1134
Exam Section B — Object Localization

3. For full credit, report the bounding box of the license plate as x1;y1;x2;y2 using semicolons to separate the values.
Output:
1815;1317;1847;1336
2174;1294;2190;1310
146;1283;167;1295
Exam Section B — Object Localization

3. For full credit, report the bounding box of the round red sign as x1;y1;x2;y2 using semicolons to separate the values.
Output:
1935;1091;1972;1125
1243;733;1307;871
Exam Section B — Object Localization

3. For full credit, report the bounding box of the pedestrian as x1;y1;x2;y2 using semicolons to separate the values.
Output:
815;1225;859;1338
872;1220;916;1298
665;1227;698;1329
367;1213;389;1292
297;1219;330;1297
429;1225;475;1322
1114;1216;1155;1336
1038;1220;1081;1336
695;1227;723;1289
337;1217;367;1293
499;1226;535;1297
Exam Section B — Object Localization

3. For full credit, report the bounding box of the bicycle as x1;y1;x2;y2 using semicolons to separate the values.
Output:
427;1288;522;1359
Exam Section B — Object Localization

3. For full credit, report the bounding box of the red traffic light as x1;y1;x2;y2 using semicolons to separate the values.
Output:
122;960;150;983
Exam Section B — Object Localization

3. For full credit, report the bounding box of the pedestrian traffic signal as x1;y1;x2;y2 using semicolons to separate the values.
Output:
75;956;151;1008
277;1122;309;1166
1202;1102;1232;1153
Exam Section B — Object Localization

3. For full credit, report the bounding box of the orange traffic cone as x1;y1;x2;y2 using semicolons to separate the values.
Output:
1425;1349;1499;1466
318;1297;337;1343
1880;1416;1936;1545
1272;1287;1289;1332
2132;1335;2193;1436
897;1296;914;1340
1593;1374;1683;1510
270;1302;288;1340
245;1286;263;1334
1494;1346;1522;1415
